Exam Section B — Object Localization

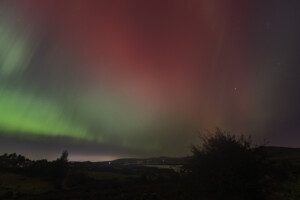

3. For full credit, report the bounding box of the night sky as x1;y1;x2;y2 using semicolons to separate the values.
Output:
0;0;299;161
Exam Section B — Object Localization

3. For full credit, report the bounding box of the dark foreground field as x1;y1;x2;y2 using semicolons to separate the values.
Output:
0;150;299;200
0;164;185;200
1;131;300;200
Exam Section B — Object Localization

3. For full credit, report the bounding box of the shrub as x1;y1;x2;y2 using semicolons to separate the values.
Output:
183;128;294;200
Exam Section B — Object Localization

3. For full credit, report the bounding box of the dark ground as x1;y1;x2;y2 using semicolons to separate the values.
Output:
0;146;300;200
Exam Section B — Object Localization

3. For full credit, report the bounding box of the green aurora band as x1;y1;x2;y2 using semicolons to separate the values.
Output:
0;1;299;158
0;89;87;139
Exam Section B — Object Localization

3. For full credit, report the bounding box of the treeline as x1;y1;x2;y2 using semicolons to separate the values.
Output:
0;151;69;178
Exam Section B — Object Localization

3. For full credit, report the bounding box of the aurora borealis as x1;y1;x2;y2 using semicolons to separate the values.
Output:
0;0;299;160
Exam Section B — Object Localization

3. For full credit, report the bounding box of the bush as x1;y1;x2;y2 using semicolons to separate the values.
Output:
183;128;294;200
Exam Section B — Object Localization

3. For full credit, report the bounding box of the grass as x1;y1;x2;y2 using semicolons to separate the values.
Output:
0;166;299;200
0;172;53;196
85;171;136;181
295;179;300;199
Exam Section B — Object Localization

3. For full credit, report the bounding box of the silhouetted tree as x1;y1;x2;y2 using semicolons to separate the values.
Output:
51;150;69;189
0;153;30;170
53;150;69;178
60;150;69;162
183;128;295;200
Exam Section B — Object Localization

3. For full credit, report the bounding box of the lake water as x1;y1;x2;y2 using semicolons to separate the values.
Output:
144;165;182;172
